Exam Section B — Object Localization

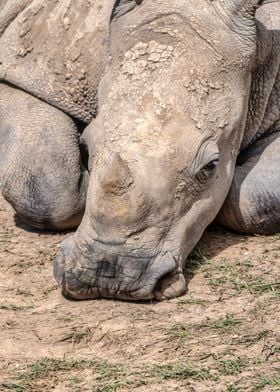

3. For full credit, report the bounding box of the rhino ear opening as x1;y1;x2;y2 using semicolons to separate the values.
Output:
111;0;143;20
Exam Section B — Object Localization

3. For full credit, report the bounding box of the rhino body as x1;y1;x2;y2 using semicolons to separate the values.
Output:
0;0;279;300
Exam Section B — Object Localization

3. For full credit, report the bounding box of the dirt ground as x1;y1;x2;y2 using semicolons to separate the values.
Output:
0;195;279;392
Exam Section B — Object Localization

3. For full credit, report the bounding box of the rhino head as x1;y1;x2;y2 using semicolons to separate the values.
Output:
54;0;274;300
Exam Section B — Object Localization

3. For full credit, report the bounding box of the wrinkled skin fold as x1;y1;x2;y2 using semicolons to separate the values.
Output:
0;0;279;300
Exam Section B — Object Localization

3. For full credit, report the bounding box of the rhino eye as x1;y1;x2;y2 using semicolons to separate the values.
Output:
195;158;219;184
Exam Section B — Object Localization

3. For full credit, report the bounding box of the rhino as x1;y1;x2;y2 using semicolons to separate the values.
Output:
0;0;279;300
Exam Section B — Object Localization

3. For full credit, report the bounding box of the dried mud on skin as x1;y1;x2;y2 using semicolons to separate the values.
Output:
0;195;279;392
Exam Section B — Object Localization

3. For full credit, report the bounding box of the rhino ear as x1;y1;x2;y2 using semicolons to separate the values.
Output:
112;0;143;19
226;0;279;33
236;0;279;18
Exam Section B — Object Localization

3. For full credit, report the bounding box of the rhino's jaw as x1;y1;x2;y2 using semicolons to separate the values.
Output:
54;240;186;301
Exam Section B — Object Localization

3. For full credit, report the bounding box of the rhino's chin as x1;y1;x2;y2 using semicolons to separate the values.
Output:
53;242;186;301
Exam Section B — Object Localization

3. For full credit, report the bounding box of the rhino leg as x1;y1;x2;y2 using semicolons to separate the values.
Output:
217;132;280;235
0;83;88;230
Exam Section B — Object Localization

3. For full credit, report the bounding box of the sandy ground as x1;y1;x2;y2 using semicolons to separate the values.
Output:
0;195;279;391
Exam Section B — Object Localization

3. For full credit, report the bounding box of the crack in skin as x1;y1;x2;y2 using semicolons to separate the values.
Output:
0;0;32;37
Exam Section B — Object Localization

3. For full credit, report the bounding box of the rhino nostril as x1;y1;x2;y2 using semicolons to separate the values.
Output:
53;251;66;286
154;271;186;300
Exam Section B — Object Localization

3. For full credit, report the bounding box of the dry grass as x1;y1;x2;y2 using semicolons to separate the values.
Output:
0;197;279;391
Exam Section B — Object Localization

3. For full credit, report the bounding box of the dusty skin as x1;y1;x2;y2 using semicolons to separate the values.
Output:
0;194;279;392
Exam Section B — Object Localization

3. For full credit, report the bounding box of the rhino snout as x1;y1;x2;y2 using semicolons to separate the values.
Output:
53;241;186;301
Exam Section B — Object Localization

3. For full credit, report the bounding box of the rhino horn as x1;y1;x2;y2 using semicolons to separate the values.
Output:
100;152;133;196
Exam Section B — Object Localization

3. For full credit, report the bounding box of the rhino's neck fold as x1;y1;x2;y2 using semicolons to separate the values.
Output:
241;28;280;150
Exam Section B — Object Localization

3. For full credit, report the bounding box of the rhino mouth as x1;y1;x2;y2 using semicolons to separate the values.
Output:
54;242;186;301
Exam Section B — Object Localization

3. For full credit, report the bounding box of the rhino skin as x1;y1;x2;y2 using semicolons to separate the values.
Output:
0;0;114;229
0;0;279;300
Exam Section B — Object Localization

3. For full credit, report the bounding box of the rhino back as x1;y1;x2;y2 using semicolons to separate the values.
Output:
0;0;114;123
